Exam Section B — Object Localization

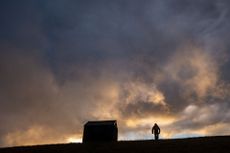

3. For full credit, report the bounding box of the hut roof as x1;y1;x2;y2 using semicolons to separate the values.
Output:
85;120;117;126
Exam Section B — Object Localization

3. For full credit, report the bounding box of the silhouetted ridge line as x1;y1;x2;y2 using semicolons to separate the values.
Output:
1;136;230;153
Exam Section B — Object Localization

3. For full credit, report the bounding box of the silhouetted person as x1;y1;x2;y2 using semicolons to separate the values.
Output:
152;123;160;140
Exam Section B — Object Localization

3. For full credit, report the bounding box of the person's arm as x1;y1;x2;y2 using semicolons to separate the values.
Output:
151;127;154;134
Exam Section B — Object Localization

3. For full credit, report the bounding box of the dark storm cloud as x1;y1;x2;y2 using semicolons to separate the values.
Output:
169;102;230;133
121;101;168;118
1;0;230;146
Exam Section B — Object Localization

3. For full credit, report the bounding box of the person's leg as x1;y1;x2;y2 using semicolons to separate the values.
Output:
155;133;159;140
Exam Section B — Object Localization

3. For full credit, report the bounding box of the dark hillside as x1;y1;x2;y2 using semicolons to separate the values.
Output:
1;136;230;153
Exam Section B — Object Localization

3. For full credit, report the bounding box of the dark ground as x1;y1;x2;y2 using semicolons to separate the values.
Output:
0;136;230;153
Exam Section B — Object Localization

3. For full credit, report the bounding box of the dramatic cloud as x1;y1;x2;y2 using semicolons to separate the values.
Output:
1;0;230;147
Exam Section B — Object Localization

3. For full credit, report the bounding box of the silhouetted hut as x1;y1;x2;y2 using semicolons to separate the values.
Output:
83;120;118;143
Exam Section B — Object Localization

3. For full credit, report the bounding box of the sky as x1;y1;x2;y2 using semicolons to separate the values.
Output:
1;0;230;147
